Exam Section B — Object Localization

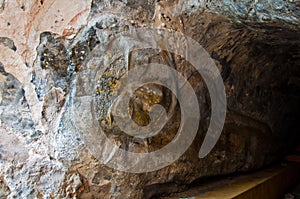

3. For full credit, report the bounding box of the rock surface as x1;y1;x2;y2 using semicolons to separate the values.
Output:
0;0;300;198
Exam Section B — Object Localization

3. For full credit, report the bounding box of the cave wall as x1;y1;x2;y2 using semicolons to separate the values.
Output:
0;0;299;198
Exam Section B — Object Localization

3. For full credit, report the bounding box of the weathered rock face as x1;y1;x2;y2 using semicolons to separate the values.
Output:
0;0;299;198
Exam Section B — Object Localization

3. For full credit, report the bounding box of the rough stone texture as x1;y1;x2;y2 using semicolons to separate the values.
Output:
0;0;300;198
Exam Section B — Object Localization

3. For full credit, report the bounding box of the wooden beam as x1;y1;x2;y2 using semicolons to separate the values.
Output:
193;163;300;199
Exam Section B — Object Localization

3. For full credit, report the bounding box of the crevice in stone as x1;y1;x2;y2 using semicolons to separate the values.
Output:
0;37;17;51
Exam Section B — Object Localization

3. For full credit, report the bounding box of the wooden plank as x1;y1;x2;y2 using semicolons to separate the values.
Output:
193;163;300;199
